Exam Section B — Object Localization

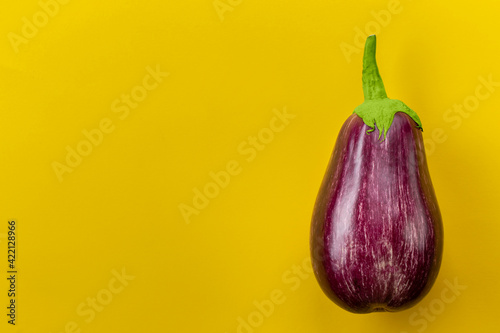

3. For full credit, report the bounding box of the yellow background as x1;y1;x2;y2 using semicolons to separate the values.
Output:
1;0;499;332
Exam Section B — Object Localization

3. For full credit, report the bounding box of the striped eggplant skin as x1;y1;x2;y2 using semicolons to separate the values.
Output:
310;112;443;313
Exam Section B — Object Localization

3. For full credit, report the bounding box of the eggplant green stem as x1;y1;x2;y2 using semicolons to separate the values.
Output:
353;35;422;140
362;36;387;100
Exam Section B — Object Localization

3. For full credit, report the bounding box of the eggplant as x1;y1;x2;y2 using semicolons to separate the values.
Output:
310;35;443;313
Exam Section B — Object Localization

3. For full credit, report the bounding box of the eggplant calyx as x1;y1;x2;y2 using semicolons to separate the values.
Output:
353;35;423;140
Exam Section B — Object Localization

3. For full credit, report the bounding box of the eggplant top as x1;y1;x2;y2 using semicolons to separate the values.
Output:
353;35;422;140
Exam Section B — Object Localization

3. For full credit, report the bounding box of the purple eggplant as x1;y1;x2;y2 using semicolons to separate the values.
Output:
310;35;443;313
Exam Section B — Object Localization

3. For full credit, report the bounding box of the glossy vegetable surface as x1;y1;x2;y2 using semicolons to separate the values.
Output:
310;35;443;313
